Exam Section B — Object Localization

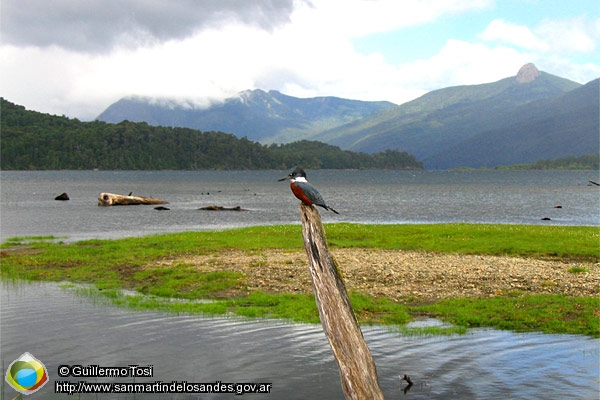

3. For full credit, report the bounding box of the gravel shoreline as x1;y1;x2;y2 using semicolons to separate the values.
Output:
154;249;600;301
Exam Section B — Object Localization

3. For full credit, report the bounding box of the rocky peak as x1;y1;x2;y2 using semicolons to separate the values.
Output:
516;63;541;83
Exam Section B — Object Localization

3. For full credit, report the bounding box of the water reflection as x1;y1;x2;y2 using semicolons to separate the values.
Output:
1;281;598;399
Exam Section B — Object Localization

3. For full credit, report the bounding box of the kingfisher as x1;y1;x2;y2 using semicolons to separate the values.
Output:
279;167;339;214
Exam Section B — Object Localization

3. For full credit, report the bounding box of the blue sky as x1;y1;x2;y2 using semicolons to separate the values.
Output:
1;0;598;120
353;1;599;66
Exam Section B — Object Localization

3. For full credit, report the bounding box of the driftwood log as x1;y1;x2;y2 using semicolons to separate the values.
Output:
300;204;384;400
98;192;168;207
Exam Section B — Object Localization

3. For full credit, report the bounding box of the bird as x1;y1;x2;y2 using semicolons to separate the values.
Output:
400;374;413;385
278;167;339;214
399;374;414;394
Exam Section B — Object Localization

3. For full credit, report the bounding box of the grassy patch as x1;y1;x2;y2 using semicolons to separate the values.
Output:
1;224;598;336
568;266;589;273
2;235;67;245
133;268;246;299
325;223;598;261
66;285;597;337
414;294;600;337
349;292;412;325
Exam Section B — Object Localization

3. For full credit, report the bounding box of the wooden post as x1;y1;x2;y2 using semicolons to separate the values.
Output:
300;204;384;400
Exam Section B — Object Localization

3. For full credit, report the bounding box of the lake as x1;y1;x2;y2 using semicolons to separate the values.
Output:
1;170;598;243
1;170;599;399
2;281;598;399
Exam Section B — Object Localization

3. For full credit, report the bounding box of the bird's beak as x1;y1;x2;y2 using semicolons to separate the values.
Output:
278;175;290;181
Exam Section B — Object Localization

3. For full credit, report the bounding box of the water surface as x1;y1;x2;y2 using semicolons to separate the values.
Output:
1;170;597;242
2;282;598;399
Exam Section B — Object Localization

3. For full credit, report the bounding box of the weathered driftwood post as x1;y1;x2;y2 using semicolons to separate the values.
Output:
299;204;384;400
97;192;169;206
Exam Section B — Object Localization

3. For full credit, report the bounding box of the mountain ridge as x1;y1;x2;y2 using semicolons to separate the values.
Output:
425;78;600;169
95;64;597;169
97;89;396;143
322;70;582;154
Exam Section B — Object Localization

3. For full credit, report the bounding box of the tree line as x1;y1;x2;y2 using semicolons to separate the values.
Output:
1;98;423;170
493;154;599;170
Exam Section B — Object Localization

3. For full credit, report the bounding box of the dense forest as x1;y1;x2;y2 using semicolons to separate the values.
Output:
1;98;422;170
494;154;599;170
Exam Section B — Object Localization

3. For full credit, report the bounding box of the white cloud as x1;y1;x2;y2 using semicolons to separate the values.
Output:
480;17;599;55
1;0;597;120
0;45;101;118
395;40;528;92
289;0;492;38
536;17;597;54
479;19;548;51
476;16;600;85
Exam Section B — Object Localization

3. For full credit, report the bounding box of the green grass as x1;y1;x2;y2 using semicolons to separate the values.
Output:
3;223;596;259
2;235;67;244
1;223;598;336
568;266;589;273
414;293;599;337
325;223;598;261
65;287;410;327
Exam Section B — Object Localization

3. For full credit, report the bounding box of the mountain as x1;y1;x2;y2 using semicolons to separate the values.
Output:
96;90;396;143
426;78;599;169
96;64;597;169
320;64;585;167
1;98;422;170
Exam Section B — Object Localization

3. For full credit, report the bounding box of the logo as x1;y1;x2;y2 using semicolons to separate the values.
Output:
5;352;49;395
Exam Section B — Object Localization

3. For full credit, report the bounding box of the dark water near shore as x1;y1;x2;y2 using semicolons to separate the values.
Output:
1;170;598;242
2;282;599;399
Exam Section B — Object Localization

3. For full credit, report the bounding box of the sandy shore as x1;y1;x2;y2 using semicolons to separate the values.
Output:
153;249;599;301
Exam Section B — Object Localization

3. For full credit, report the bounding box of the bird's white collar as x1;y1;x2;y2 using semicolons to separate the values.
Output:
291;176;307;183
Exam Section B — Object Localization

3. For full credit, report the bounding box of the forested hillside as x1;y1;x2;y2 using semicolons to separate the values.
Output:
427;78;599;169
494;154;599;170
318;66;594;169
1;98;422;170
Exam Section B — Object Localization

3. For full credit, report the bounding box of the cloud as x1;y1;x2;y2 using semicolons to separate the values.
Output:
292;0;492;37
479;19;548;51
1;0;597;121
0;0;296;52
477;16;600;85
480;17;599;54
1;0;496;118
535;17;598;54
392;40;528;95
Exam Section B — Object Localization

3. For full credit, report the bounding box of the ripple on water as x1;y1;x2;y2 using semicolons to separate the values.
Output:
2;281;598;399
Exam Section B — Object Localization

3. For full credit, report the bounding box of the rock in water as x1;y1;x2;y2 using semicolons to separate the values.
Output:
55;192;70;201
199;205;247;211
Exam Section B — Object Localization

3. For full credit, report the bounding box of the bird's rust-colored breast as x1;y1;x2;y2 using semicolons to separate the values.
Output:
290;182;314;205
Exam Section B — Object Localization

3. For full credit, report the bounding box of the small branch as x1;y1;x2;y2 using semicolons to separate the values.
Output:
300;204;384;400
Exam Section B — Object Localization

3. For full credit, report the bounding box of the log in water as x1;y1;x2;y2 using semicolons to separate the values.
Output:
98;192;168;206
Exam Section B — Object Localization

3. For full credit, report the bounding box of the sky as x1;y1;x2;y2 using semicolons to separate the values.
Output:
1;0;599;120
